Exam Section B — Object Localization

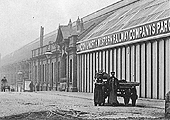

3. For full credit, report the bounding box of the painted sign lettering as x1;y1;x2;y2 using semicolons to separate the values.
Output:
77;17;170;52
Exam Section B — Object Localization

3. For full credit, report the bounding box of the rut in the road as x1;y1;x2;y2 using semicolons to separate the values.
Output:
0;109;89;120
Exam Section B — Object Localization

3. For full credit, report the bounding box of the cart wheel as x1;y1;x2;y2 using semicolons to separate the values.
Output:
131;94;138;106
102;99;105;106
94;102;97;106
131;87;138;106
124;97;130;105
98;103;101;106
124;89;131;105
132;98;136;106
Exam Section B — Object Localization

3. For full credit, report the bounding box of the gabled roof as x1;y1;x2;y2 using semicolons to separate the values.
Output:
60;25;77;39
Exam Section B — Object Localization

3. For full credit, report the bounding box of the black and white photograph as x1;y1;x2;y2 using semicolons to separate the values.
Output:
0;0;169;119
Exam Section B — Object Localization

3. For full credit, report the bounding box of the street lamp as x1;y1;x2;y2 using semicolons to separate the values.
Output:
17;71;23;75
17;71;23;92
45;50;52;59
44;49;52;91
44;43;61;91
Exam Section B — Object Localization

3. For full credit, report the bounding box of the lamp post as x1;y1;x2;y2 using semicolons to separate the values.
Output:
55;44;62;91
17;71;23;92
45;50;52;59
44;43;61;91
45;49;52;91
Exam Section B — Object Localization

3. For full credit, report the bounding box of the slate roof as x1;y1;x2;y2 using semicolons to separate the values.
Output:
1;30;57;66
60;25;77;39
0;0;141;66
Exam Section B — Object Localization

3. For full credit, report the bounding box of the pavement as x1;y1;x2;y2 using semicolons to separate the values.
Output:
45;91;165;109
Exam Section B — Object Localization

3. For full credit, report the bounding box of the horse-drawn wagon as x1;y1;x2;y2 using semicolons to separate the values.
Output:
94;71;140;106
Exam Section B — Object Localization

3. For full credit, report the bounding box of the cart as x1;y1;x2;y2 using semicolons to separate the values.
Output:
117;81;140;106
1;84;10;92
94;72;140;106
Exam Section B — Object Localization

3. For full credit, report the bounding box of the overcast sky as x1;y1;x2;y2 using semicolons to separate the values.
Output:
0;0;119;58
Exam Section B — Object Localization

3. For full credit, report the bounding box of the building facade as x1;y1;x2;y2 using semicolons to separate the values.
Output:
76;0;170;99
31;26;79;91
30;11;112;91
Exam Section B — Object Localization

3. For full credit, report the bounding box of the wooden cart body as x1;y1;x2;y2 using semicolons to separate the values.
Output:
117;81;140;106
117;81;140;96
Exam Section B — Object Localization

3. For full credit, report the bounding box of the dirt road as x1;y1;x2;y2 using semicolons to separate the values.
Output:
0;91;165;119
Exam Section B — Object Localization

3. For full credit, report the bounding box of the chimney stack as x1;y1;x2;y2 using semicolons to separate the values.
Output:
80;18;84;32
68;19;72;29
76;17;84;33
40;26;44;54
40;26;44;47
76;17;81;32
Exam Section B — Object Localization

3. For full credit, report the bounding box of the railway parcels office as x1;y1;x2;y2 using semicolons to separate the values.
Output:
76;0;170;100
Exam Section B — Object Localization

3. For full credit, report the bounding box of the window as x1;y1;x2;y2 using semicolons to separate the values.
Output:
70;59;72;83
58;62;60;82
51;63;53;87
35;66;37;82
43;65;45;82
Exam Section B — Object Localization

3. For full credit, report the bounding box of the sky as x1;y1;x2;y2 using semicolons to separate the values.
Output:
0;0;119;58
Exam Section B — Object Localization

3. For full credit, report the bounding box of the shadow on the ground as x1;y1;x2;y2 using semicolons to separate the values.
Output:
98;103;146;107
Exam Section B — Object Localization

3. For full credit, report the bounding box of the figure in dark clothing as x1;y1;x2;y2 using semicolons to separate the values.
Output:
94;70;105;106
102;72;110;103
108;72;119;106
29;81;34;92
1;77;7;92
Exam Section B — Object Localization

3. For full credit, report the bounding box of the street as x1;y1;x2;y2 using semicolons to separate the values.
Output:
0;91;165;120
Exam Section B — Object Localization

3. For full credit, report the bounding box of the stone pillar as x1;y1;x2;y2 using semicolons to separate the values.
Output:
165;91;170;118
29;61;32;80
40;60;43;91
53;62;57;91
67;35;78;92
38;59;41;88
56;51;61;91
49;58;52;90
72;46;77;92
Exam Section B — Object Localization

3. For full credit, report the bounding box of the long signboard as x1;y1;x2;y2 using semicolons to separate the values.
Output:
77;17;170;52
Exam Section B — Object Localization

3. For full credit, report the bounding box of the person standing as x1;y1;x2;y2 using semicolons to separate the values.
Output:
1;77;7;92
29;81;34;92
94;70;105;106
108;72;119;106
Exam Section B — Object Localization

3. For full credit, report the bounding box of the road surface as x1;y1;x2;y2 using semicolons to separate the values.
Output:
0;91;165;119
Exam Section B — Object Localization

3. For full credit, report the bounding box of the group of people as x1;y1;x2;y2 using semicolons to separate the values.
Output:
94;71;119;106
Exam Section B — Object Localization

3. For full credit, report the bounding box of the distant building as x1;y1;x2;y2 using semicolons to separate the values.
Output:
0;0;170;100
